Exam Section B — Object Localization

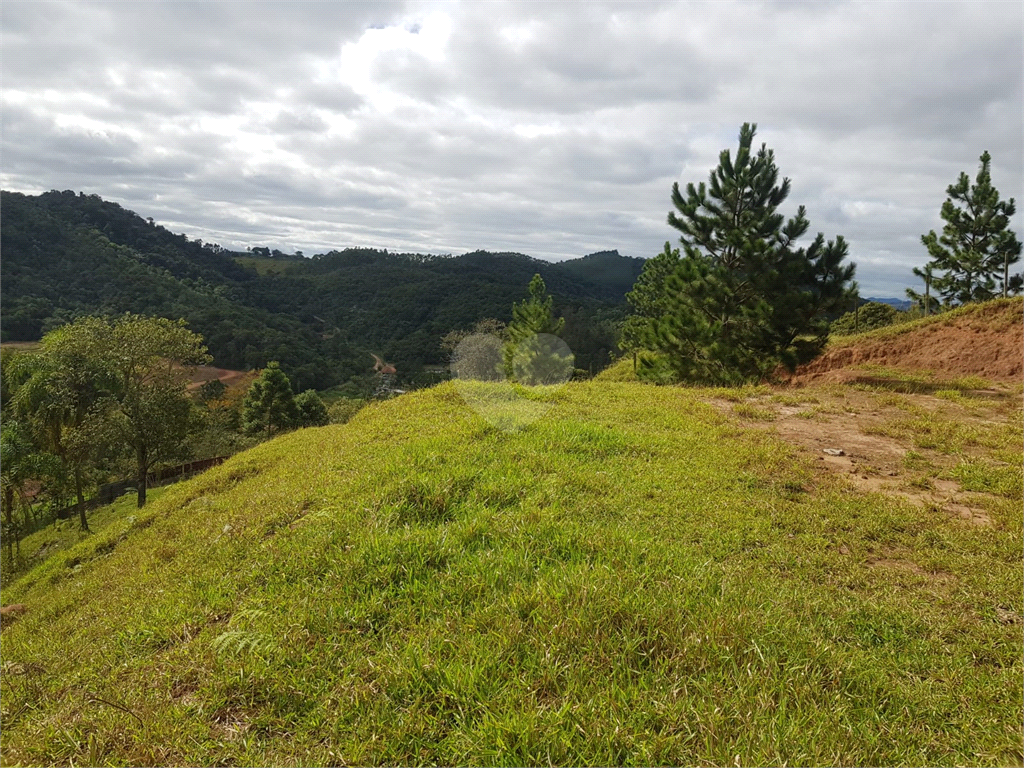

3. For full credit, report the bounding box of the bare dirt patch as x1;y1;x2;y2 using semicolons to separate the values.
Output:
210;707;252;741
944;504;994;527
788;300;1023;385
184;365;256;392
718;385;1015;528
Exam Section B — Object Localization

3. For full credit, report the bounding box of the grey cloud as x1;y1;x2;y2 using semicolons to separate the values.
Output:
372;5;723;114
266;109;330;134
1;0;1021;297
292;83;364;114
1;1;404;118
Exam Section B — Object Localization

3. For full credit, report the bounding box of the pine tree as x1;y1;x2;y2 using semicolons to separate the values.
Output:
503;274;573;385
922;151;1022;304
644;123;856;384
242;362;299;436
620;243;680;369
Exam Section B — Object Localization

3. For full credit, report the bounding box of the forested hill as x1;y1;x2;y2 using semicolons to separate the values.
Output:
1;190;643;390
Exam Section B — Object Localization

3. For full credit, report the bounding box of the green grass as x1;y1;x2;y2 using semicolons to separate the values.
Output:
846;366;1003;398
867;405;1022;460
827;297;1023;348
708;384;772;402
902;451;931;472
232;256;297;276
593;352;676;384
946;459;1024;500
770;392;820;406
732;402;777;421
1;382;1021;766
592;355;641;382
1;488;168;581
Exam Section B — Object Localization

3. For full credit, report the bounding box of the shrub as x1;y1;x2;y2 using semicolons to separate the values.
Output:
830;302;901;336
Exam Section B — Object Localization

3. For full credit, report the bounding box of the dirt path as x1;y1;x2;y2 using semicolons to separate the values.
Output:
183;365;256;392
712;382;1022;528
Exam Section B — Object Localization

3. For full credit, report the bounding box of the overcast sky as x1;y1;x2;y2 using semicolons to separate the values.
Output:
2;0;1021;296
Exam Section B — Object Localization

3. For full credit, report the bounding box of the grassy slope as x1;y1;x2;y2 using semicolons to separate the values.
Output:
0;489;168;582
593;351;668;383
825;296;1023;348
1;383;1021;766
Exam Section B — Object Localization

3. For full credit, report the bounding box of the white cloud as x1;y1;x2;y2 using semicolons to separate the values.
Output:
1;0;1021;296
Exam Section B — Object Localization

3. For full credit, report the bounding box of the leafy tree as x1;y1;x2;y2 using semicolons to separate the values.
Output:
198;378;227;403
93;313;209;505
327;398;366;424
1;421;32;558
12;318;119;528
96;315;210;507
441;319;508;357
242;362;300;436
922;151;1022;304
295;390;329;427
0;420;59;559
503;275;573;384
442;319;508;381
203;372;256;433
9;316;211;517
644;123;856;384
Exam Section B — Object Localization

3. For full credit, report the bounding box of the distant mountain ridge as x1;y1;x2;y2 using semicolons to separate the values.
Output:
866;297;913;311
0;190;642;390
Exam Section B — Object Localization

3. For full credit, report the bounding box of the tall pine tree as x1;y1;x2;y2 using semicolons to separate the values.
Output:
921;151;1022;304
644;123;856;384
503;274;573;385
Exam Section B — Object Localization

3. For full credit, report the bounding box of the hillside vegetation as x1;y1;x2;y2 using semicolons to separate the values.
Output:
2;381;1020;766
0;191;642;389
596;297;1024;387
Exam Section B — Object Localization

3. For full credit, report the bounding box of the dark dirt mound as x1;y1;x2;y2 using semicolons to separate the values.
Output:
790;299;1023;385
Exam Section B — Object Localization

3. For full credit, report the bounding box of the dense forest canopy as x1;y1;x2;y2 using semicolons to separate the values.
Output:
1;190;643;390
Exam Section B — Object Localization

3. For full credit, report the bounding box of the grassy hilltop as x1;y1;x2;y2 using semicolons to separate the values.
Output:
2;355;1021;765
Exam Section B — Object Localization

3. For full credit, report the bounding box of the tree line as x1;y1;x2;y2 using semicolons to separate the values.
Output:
618;124;1020;383
0;190;639;391
0;316;338;565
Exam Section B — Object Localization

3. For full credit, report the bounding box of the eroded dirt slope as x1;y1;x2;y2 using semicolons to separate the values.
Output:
790;298;1023;385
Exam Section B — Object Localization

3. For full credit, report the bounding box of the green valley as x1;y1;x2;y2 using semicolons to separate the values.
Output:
3;125;1022;768
1;191;641;391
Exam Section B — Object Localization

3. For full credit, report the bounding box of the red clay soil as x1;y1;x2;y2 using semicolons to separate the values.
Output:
184;365;256;391
789;299;1023;385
